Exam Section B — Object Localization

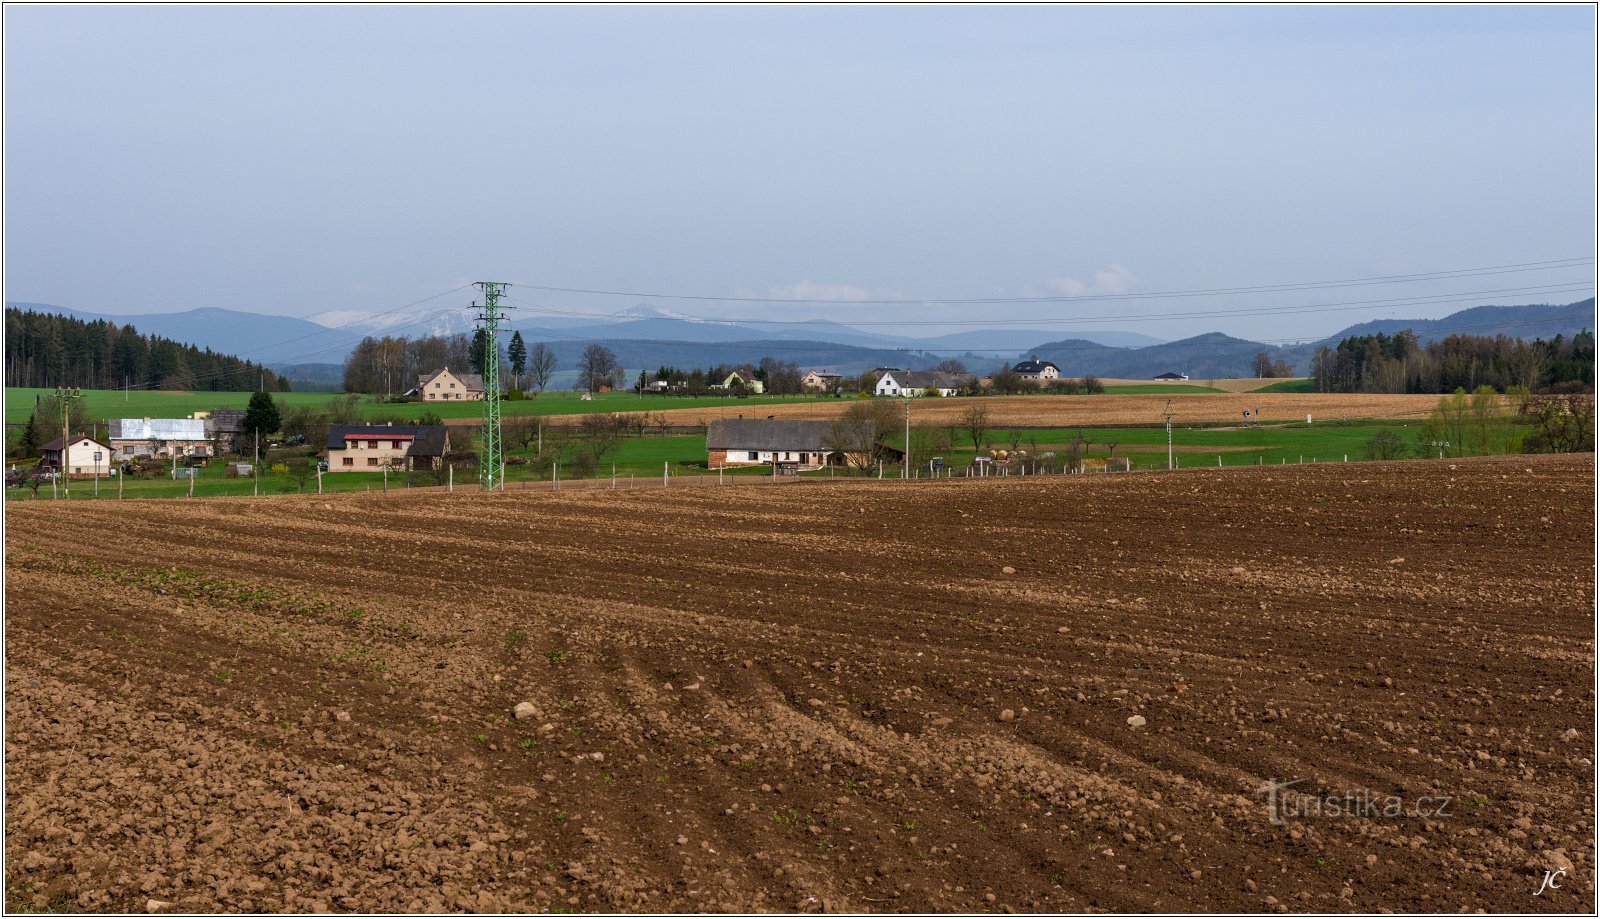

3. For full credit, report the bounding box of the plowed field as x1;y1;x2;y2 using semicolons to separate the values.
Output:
608;392;1451;429
5;454;1593;913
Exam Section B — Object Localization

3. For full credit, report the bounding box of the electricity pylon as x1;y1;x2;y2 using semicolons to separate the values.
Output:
475;282;510;490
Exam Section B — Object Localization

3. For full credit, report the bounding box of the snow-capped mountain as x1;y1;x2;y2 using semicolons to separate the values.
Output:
611;303;730;324
305;305;479;339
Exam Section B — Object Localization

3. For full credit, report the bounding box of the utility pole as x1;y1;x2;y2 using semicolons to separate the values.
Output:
474;281;510;490
54;386;81;497
1163;398;1175;471
902;395;911;480
254;428;260;497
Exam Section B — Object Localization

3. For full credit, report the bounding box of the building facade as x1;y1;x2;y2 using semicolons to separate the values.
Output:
325;424;450;472
410;368;485;401
40;435;113;477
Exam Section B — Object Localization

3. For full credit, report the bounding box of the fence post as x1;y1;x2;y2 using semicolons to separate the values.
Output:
663;461;668;487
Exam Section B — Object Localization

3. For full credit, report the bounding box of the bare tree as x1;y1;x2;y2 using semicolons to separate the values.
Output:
528;342;558;395
958;404;991;453
578;345;619;393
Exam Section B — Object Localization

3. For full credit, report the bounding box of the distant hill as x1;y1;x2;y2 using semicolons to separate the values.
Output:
1323;298;1594;344
1027;332;1306;380
6;303;333;363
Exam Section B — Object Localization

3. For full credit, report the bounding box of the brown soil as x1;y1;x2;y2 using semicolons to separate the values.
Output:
5;454;1593;913
615;393;1450;429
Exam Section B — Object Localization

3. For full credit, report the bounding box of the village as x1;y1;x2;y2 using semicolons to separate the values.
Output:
14;358;1221;493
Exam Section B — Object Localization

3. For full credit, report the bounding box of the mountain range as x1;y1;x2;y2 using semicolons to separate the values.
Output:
6;298;1592;385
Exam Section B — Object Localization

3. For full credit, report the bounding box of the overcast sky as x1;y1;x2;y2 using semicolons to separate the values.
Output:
4;4;1595;347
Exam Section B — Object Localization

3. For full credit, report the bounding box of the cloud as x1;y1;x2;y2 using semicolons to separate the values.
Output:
1045;264;1136;297
768;280;872;302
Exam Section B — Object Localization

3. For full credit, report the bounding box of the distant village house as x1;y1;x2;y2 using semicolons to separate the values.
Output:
40;434;113;478
802;370;843;392
1153;371;1190;381
707;419;853;471
324;424;450;472
407;368;485;401
109;418;212;460
874;370;964;397
1011;356;1061;380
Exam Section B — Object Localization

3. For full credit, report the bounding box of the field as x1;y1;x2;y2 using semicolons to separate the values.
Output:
620;392;1451;429
5;454;1593;912
4;388;830;427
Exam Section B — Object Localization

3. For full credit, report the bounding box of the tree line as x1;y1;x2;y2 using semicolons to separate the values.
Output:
5;308;285;391
1310;329;1594;394
343;331;560;396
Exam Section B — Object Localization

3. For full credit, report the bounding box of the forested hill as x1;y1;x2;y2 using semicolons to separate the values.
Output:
4;307;286;391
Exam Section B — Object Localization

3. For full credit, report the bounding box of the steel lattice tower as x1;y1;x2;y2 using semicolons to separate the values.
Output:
475;281;510;490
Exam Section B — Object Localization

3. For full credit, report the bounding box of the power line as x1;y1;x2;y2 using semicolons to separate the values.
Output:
509;257;1594;306
500;282;1593;330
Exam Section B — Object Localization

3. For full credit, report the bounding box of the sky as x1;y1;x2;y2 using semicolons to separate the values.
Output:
4;5;1595;350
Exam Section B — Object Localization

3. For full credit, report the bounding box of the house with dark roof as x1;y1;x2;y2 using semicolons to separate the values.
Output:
1011;356;1061;380
203;408;248;454
706;418;886;471
714;367;766;394
874;370;965;397
325;424;451;472
801;370;843;392
1152;371;1190;381
406;367;485;402
40;434;113;478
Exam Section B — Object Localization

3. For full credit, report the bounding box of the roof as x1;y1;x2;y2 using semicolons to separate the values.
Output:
1012;358;1060;373
40;434;110;452
805;369;842;377
109;418;207;441
417;368;485;391
207;409;247;434
326;424;450;457
706;419;874;452
1153;372;1188;379
883;370;965;390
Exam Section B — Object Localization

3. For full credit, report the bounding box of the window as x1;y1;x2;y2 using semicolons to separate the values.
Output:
367;457;379;466
748;451;759;461
392;441;403;449
342;457;353;466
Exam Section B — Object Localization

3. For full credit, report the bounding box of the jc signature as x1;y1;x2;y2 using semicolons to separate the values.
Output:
1535;867;1567;897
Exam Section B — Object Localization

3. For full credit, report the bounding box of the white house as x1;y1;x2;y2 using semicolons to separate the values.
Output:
109;418;212;459
1011;357;1061;380
407;367;485;401
40;434;113;478
875;370;964;397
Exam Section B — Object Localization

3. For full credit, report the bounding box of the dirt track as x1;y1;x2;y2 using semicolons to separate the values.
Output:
5;454;1594;913
613;392;1449;429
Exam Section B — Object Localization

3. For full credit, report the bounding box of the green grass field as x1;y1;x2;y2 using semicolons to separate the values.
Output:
1254;378;1319;393
6;417;1491;501
906;421;1436;470
4;387;832;426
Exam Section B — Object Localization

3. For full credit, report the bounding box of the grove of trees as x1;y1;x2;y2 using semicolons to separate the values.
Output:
5;307;286;391
1310;330;1594;394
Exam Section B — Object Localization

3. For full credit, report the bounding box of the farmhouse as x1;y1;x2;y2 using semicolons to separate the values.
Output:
408;367;485;401
1011;356;1061;380
875;370;964;397
325;424;450;472
707;419;872;471
39;434;113;478
1153;371;1190;381
109;418;212;460
717;367;766;394
197;409;248;454
802;370;843;392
